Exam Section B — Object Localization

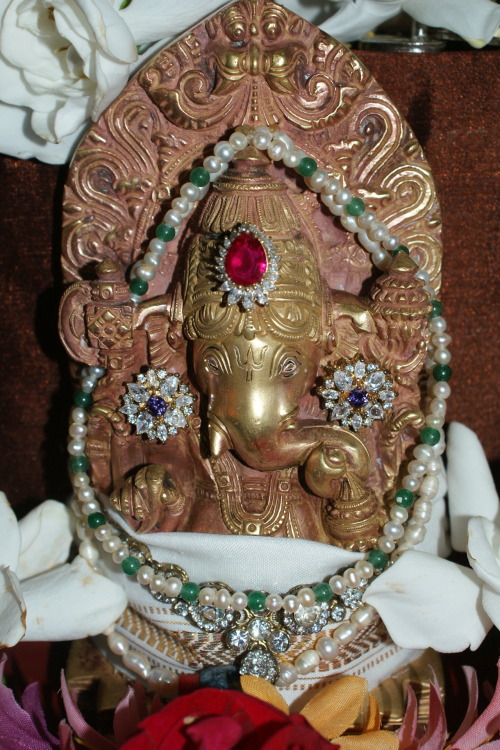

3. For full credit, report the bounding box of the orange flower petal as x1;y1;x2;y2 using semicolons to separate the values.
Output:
300;676;367;740
364;695;381;732
240;675;289;715
333;729;400;750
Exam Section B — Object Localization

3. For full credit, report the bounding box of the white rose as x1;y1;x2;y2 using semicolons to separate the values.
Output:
0;0;139;163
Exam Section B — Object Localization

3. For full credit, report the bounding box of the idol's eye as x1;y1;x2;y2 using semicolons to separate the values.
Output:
226;21;246;41
205;355;221;375
263;18;282;39
280;356;299;378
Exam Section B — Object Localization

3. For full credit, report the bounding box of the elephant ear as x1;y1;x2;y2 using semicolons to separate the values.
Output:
59;281;99;365
136;283;186;367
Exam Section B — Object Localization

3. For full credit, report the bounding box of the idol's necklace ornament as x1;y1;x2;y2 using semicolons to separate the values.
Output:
215;223;280;310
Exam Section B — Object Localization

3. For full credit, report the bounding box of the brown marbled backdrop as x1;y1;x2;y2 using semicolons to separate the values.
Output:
0;50;498;511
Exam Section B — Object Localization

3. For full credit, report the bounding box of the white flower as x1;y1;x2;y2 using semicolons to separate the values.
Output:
321;0;500;48
468;517;500;630
0;491;127;647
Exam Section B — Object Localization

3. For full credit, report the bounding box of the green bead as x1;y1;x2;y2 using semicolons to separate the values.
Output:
346;197;365;217
70;455;89;473
190;167;210;187
391;244;410;256
247;590;267;612
313;582;333;603
180;581;200;602
421;427;441;446
297;157;317;177
129;277;149;296
87;512;106;529
156;223;176;242
367;549;388;570
433;364;452;382
74;390;92;409
121;556;141;576
430;300;443;318
395;489;414;508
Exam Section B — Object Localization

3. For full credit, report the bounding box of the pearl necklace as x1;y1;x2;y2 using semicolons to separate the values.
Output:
68;126;451;689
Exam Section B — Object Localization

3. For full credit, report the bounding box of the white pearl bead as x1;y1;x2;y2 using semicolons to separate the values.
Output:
334;622;356;646
136;264;155;281
383;521;404;540
71;407;87;424
90;366;105;378
403;475;421;492
368;222;388;242
147;668;178;693
336;188;352;205
137;565;154;585
79;540;98;564
419;475;439;498
383;234;400;251
358;229;381;253
305;168;328;191
94;524;112;542
81;500;99;516
180;182;201;201
283;149;305;168
328;575;346;595
357;210;376;228
215;588;232;609
390;505;409;523
372;249;390;268
171;197;192;216
328;200;345;216
426;458;441;475
321;177;341;195
214;141;235;162
413;444;435;461
112;547;129;564
355;560;374;579
81;376;96;393
108;632;129;656
298;587;316;607
78;486;95;502
276;661;298;687
430;398;447;416
69;423;87;439
164;577;182;597
231;592;248;611
150;575;166;594
149;238;167;255
415;269;430;284
426;414;444;429
209;162;228;182
434;348;451;365
164;209;183;227
198;184;210;199
340;214;359;232
378;535;396;553
252;132;272;150
76;520;89;540
102;535;121;553
283;594;299;613
343;568;360;588
429;316;447;334
295;649;320;675
198;587;215;605
408;460;427;477
72;472;90;488
404;523;426;545
412;506;432;523
350;604;376;630
123;650;150;680
315;636;339;661
228;131;248;151
271;131;294;150
413;499;432;514
432;332;451;348
432;381;451;399
144;251;162;269
265;594;283;612
267;141;286;161
203;155;222;173
67;439;85;456
130;293;141;305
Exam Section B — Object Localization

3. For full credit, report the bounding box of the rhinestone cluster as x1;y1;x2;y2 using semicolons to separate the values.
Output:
120;369;196;442
318;358;396;431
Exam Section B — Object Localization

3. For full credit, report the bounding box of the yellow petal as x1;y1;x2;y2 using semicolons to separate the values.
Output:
240;675;289;715
300;676;367;740
333;730;400;750
363;695;381;732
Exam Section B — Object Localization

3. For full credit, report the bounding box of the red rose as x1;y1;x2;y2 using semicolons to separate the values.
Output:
120;688;337;750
